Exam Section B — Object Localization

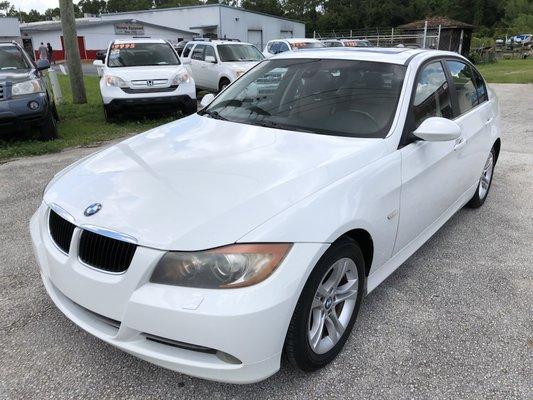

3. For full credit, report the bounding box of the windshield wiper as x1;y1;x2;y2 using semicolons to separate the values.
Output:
200;109;227;120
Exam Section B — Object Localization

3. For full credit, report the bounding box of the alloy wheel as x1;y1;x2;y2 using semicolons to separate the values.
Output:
307;257;358;354
479;152;494;199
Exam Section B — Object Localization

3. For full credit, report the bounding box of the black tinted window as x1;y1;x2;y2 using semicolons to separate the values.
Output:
182;43;194;58
191;44;205;61
472;68;488;103
446;60;478;114
413;62;453;127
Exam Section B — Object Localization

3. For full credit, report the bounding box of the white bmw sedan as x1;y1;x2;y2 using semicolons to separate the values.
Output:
30;48;500;384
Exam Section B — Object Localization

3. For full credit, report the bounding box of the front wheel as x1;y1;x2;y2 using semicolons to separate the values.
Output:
39;109;58;140
218;78;230;93
285;238;365;371
466;148;496;208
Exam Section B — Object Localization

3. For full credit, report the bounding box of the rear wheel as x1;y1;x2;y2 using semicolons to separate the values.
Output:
466;147;495;208
285;238;365;371
39;109;58;140
219;78;230;92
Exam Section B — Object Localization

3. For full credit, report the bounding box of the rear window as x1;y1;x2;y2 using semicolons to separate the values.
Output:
107;42;180;67
0;46;31;70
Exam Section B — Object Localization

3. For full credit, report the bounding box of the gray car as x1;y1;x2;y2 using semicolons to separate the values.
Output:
0;42;58;140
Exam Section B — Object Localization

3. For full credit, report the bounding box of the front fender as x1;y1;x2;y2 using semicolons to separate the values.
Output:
238;150;402;275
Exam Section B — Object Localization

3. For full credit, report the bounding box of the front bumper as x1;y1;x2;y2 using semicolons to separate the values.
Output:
30;202;327;383
0;93;49;134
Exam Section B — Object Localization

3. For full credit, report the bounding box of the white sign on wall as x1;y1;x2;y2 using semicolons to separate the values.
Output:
114;23;145;35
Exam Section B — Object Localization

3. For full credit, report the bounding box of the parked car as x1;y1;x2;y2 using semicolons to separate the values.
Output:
173;40;189;57
180;39;264;92
93;38;197;121
0;41;58;139
32;48;500;384
263;38;325;57
95;49;106;62
322;39;373;47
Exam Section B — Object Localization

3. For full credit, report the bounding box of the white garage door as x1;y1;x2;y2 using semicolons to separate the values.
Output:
247;30;263;50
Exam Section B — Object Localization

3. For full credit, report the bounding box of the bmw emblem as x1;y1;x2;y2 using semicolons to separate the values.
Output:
84;203;102;217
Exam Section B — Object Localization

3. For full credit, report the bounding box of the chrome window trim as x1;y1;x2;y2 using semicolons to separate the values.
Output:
79;224;138;245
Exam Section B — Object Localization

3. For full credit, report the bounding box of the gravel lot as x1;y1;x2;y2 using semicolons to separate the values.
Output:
0;84;531;399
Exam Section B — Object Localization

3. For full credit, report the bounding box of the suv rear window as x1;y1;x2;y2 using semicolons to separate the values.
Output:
107;42;180;67
0;46;31;70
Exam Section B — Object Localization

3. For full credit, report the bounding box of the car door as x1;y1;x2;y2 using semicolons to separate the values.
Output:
190;44;206;88
203;44;219;91
444;60;494;193
394;60;468;253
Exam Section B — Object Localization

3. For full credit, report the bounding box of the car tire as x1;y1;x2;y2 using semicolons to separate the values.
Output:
180;99;198;116
39;109;58;140
466;147;496;208
285;237;365;371
104;105;115;122
219;78;230;92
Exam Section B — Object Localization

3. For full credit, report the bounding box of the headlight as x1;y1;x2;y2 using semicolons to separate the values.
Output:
235;70;246;78
171;72;190;85
12;79;43;96
150;243;292;289
105;75;128;88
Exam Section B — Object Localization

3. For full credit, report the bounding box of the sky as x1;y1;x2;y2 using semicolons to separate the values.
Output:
8;0;61;13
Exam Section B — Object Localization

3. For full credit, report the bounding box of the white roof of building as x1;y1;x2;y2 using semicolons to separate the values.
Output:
20;18;197;35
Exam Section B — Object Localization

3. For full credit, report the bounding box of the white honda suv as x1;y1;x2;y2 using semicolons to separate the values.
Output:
181;39;264;92
93;38;196;120
32;48;500;384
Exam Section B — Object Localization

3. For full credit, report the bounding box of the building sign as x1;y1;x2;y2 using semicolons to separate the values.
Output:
114;23;144;35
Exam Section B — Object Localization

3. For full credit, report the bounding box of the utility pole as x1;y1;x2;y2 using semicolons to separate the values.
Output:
59;0;86;104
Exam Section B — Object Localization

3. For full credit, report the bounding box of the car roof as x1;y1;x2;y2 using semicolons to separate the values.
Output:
112;38;167;44
272;38;321;43
270;47;460;65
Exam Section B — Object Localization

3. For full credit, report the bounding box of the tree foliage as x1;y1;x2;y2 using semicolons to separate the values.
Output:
0;0;530;37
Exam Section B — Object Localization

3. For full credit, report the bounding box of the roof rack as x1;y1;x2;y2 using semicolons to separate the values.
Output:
193;37;211;41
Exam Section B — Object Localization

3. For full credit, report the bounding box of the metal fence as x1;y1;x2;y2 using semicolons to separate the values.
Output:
313;21;442;49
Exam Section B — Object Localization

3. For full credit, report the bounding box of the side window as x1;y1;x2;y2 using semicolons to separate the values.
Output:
412;61;453;127
205;45;216;61
446;60;478;114
279;42;290;53
182;43;194;58
472;68;488;103
269;42;280;54
191;44;205;61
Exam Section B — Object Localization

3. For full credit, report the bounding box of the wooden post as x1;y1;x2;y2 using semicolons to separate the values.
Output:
422;20;428;48
59;0;86;104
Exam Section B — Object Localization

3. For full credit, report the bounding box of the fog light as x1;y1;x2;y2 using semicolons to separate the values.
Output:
28;101;39;110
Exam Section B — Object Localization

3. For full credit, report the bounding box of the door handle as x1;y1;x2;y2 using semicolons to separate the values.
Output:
454;137;467;151
484;116;494;125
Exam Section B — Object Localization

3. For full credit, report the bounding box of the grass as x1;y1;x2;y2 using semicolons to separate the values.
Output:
476;58;533;84
0;74;175;161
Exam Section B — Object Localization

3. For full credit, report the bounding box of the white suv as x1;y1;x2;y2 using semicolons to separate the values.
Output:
181;39;264;92
93;38;196;121
263;38;324;57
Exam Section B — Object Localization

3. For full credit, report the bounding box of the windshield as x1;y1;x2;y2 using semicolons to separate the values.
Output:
107;42;180;67
202;58;406;138
218;44;264;62
0;46;31;70
290;42;325;50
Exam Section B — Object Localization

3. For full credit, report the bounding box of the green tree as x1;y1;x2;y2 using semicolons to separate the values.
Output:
241;0;284;16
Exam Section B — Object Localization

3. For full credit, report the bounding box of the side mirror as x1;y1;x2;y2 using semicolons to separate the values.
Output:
93;59;104;66
205;55;217;63
36;59;50;70
200;93;215;108
413;117;462;142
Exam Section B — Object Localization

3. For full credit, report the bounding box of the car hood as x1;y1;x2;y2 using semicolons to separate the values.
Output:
44;115;386;250
223;61;260;72
106;65;187;83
